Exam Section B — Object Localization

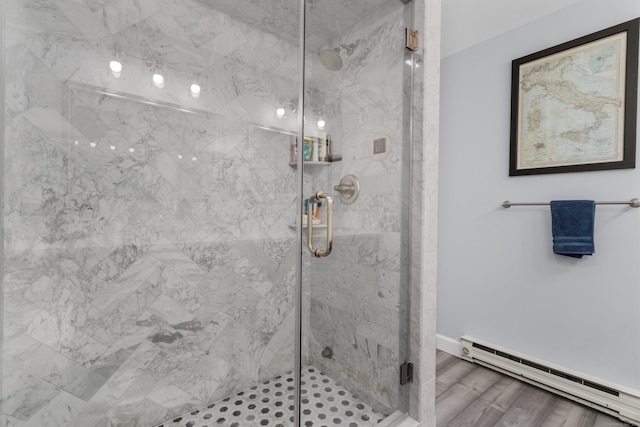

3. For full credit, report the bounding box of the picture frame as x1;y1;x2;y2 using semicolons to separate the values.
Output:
509;18;639;176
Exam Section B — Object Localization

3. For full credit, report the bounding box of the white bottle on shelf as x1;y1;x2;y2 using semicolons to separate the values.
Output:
312;137;319;162
318;132;327;161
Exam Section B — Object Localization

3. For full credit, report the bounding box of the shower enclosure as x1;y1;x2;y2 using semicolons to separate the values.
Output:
1;0;422;425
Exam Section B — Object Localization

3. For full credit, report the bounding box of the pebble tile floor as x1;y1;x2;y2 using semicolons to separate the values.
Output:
157;365;389;427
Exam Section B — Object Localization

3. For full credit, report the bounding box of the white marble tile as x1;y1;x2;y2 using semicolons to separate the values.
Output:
153;151;205;200
22;343;108;400
84;0;168;34
51;0;109;41
335;0;390;19
87;340;162;406
14;0;77;37
165;0;229;49
2;334;41;360
151;265;206;313
22;107;86;146
3;2;42;49
25;310;109;365
2;269;47;339
146;385;200;410
205;0;300;49
1;370;59;420
20;388;87;427
26;32;100;82
145;238;209;284
148;294;195;326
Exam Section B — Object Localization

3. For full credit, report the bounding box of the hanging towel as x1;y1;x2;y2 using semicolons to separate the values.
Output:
550;200;595;258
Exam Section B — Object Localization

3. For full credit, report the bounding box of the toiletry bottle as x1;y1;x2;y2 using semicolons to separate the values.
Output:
312;137;319;162
318;132;327;161
317;201;324;224
326;135;332;162
303;137;312;161
290;136;297;163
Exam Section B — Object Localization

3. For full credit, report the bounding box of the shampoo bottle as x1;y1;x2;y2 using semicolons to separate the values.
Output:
290;136;297;163
312;137;319;162
318;132;327;161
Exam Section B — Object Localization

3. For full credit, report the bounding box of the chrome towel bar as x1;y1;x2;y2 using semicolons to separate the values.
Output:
502;198;640;208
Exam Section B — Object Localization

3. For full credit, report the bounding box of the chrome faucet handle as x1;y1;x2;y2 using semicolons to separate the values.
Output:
333;174;360;205
333;184;354;193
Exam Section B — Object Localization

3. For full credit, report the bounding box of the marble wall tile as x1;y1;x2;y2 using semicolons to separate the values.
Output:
207;0;300;48
84;0;168;35
20;391;87;427
26;310;109;365
164;0;230;49
4;4;302;421
308;300;401;412
1;370;59;420
22;343;108;400
50;0;109;41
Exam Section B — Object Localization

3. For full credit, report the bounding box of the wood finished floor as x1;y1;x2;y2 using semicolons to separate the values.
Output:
436;351;633;427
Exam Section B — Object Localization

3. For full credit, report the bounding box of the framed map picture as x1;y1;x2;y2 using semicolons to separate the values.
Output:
509;18;639;176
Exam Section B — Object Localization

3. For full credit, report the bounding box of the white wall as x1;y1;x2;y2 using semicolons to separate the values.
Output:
438;0;640;390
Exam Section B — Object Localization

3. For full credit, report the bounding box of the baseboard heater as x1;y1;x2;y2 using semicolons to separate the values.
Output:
460;336;640;425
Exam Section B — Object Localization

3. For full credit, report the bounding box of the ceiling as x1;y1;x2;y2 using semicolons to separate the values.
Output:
197;0;390;52
441;0;582;57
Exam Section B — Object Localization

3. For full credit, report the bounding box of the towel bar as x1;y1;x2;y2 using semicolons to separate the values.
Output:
502;198;640;208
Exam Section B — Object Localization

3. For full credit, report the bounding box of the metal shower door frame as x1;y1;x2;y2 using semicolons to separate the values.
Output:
293;0;306;425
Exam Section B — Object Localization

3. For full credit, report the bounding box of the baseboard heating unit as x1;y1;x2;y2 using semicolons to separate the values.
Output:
460;336;640;425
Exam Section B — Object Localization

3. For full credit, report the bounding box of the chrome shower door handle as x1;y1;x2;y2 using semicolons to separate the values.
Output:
307;191;334;257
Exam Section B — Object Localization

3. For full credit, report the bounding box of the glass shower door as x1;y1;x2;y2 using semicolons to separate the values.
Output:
2;1;302;426
297;0;414;424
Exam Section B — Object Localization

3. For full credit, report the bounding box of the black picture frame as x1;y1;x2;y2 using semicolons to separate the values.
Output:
509;18;639;176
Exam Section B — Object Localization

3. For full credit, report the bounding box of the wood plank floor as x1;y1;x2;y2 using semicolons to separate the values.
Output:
436;351;633;427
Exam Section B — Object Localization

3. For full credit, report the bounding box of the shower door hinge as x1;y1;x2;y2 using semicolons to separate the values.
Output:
405;27;418;51
400;361;414;385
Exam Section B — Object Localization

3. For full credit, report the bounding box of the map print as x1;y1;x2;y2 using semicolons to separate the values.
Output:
517;33;627;170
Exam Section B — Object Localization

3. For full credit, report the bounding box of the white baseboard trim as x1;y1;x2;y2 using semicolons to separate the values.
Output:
436;334;461;357
460;336;640;425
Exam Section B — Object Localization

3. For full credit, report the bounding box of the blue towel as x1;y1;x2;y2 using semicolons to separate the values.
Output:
550;200;595;259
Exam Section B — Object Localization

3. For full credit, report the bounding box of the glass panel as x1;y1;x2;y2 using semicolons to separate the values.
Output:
300;0;414;424
2;1;301;426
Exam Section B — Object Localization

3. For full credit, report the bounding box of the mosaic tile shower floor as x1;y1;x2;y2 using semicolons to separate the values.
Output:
157;365;389;427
